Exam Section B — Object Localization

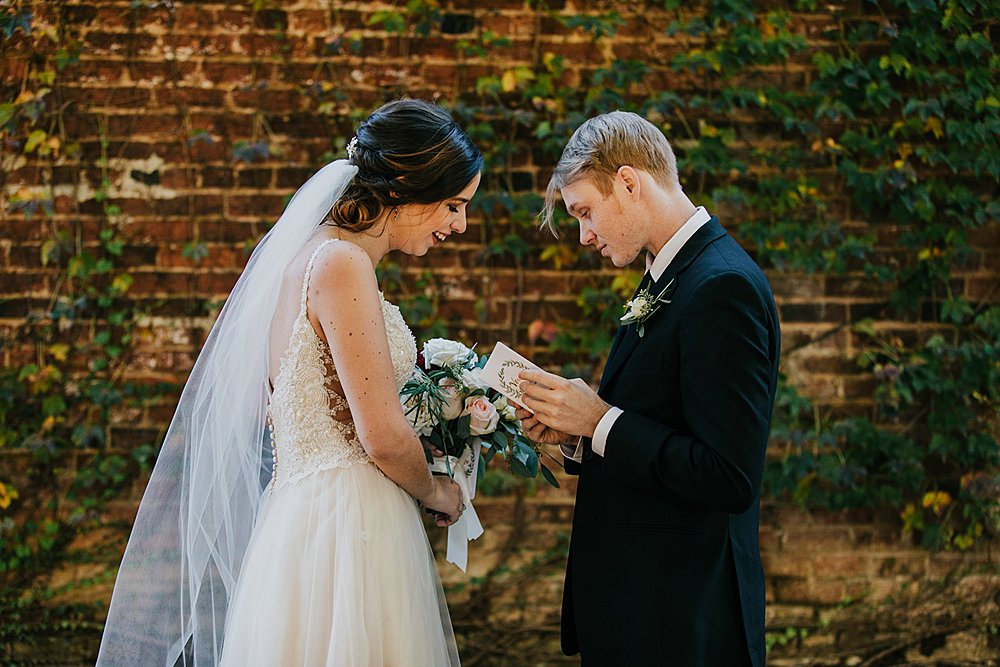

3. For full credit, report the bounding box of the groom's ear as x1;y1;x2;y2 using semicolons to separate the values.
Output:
617;166;640;198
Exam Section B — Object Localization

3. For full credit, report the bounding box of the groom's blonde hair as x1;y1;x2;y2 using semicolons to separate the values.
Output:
540;111;680;233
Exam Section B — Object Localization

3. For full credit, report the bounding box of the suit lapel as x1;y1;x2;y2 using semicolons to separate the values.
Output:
599;217;727;393
604;271;652;364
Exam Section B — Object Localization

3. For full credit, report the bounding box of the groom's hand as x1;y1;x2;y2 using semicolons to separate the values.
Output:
517;369;609;438
419;436;445;459
514;406;571;447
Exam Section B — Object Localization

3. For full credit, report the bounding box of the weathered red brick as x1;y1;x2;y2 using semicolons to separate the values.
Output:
129;270;190;295
201;61;259;85
127;60;200;83
193;272;240;295
780;302;847;323
234;33;286;58
231;87;303;113
226;193;291;219
74;59;128;84
62;84;152;107
811;553;871;578
85;31;158;55
160;34;236;59
233;167;273;189
174;5;216;32
966;276;998;301
201;166;234;188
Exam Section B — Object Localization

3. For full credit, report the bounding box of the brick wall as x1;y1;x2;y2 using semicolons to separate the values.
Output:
1;1;996;660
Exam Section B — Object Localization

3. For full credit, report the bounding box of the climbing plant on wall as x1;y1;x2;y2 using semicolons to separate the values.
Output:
0;3;167;655
1;0;998;659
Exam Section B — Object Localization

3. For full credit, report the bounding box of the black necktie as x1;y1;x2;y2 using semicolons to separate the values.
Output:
631;271;654;300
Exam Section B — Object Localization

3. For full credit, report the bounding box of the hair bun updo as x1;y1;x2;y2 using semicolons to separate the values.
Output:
328;99;483;233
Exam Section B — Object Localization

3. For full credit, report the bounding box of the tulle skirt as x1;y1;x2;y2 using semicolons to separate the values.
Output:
219;462;460;666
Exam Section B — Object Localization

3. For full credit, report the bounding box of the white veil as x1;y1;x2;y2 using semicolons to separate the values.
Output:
96;160;359;666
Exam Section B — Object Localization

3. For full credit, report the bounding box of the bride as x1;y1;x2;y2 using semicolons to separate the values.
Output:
96;99;483;666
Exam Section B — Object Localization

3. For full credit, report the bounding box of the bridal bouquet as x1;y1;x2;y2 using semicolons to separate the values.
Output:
400;338;558;571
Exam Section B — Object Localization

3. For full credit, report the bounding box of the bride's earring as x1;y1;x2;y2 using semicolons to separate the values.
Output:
393;207;400;224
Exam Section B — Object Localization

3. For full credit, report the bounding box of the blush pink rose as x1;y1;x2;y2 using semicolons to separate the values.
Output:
437;378;466;420
462;395;500;436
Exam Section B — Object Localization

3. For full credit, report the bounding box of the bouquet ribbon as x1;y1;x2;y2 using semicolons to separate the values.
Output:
429;443;484;572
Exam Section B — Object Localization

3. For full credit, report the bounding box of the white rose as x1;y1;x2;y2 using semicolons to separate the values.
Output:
621;296;647;321
462;395;500;436
461;366;491;392
492;395;517;421
437;377;466;420
401;394;438;436
423;338;473;369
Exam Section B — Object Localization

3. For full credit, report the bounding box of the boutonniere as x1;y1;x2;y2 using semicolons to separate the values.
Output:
620;278;675;337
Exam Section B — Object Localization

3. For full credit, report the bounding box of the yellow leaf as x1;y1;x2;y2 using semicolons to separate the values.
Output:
0;482;17;508
924;117;943;139
543;52;559;72
898;143;913;161
24;129;47;154
900;502;922;531
111;273;133;294
921;490;951;513
41;239;56;266
49;343;70;362
611;272;643;297
41;415;56;432
953;534;974;550
501;69;518;93
917;248;931;261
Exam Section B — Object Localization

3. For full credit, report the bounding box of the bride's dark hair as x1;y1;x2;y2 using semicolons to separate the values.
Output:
328;99;483;232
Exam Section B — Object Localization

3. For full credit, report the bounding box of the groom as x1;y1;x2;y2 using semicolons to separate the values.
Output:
516;112;780;666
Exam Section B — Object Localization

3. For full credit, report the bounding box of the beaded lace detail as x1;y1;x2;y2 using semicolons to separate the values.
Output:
268;239;417;493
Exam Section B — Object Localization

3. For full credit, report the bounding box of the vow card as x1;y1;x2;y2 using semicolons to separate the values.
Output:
481;341;541;411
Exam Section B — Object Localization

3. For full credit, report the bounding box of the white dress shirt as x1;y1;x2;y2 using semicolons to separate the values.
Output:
562;206;712;462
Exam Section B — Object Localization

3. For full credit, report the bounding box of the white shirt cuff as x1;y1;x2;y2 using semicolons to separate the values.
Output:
591;406;623;457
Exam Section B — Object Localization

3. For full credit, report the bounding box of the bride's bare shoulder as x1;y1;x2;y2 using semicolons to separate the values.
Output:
292;238;379;316
308;238;375;284
281;237;371;284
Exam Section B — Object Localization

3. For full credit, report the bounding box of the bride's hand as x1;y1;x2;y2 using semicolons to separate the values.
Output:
515;407;572;447
421;476;464;527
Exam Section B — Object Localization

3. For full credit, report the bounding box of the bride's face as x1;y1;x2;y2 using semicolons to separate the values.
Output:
393;172;482;256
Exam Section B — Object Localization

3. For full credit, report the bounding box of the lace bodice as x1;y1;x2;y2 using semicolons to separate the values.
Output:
267;239;417;492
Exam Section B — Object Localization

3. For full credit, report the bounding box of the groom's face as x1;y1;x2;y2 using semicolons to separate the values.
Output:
561;174;645;268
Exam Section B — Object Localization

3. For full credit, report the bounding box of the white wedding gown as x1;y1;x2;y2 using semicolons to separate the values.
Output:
219;239;460;666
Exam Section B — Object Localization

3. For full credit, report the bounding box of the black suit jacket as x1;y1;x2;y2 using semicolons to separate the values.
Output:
561;218;779;667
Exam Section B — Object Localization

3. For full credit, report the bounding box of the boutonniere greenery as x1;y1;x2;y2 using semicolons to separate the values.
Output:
619;278;675;337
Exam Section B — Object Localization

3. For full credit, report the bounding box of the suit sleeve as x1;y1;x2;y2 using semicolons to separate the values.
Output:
600;271;776;514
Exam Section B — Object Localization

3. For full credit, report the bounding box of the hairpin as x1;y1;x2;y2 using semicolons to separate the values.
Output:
346;136;358;161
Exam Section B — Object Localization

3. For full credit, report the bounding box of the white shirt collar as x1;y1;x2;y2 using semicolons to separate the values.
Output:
645;207;712;281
